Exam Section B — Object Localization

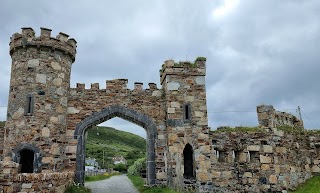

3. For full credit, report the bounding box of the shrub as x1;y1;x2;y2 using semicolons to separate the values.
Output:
113;163;127;172
128;157;146;176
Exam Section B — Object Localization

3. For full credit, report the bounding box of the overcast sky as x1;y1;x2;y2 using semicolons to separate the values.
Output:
0;0;319;138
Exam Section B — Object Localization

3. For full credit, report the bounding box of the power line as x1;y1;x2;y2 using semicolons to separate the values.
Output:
301;109;320;129
208;109;297;114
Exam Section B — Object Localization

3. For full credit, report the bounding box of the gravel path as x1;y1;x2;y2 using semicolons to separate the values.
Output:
85;174;139;193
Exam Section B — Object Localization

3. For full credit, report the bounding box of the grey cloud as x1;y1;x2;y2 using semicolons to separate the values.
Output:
0;0;319;136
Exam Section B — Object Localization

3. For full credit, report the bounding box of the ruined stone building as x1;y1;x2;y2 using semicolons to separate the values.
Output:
0;27;319;193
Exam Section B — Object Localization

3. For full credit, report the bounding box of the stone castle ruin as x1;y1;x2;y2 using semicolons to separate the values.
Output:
0;27;319;193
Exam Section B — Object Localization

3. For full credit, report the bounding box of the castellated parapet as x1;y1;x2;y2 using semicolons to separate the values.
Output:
10;27;76;61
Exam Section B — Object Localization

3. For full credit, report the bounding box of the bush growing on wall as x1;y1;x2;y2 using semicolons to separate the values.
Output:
128;157;146;176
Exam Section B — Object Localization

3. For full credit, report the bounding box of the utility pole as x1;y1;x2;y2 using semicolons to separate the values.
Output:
297;106;303;121
103;150;105;169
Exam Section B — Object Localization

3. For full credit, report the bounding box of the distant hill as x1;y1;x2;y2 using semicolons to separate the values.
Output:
86;126;146;168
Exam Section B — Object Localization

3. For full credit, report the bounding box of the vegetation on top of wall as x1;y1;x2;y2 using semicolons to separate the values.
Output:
210;126;264;133
276;125;304;133
289;176;320;193
195;56;207;61
0;121;5;127
128;175;179;193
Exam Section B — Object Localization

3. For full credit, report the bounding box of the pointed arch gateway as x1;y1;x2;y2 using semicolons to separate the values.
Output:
74;105;157;185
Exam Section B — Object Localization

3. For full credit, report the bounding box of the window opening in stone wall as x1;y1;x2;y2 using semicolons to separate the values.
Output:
184;104;191;121
218;151;228;162
249;151;259;163
26;95;34;115
234;150;241;162
20;149;34;173
183;143;194;179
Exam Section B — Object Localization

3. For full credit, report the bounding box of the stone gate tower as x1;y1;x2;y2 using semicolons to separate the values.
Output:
4;27;76;174
0;27;213;193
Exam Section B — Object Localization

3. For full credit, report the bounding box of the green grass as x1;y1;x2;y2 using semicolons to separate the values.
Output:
290;176;320;193
210;126;263;133
128;175;179;193
85;172;120;182
0;121;5;127
64;183;91;193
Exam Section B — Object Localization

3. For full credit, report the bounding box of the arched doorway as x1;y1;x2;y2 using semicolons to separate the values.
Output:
12;143;41;173
74;105;157;185
183;143;194;179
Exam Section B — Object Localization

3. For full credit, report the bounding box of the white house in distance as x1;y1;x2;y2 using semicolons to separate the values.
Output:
112;156;127;165
85;158;99;171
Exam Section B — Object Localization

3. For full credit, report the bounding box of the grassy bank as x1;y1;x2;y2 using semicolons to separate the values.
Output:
85;172;120;182
290;176;320;193
128;175;179;193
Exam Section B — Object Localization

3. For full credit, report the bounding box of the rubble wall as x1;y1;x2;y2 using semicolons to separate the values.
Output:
209;129;320;193
257;105;304;129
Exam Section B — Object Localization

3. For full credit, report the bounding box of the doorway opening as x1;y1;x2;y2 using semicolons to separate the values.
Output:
19;149;34;173
183;143;195;179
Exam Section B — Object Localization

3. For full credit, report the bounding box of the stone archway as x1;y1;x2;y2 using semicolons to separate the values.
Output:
73;105;157;185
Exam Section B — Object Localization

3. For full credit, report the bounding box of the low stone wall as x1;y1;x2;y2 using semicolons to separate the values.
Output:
209;128;320;193
0;159;74;193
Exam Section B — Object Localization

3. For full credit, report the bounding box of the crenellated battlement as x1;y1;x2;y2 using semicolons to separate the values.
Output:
9;27;77;62
160;57;206;85
72;79;159;92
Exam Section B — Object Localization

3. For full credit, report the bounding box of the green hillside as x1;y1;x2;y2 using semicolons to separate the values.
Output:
86;126;146;168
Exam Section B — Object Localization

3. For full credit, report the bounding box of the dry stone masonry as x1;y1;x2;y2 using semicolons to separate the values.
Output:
0;27;319;193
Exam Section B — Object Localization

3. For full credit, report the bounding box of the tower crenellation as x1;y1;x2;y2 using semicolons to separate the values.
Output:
10;27;77;62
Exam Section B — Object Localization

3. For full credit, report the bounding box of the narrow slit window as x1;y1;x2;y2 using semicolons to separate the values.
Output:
26;95;34;115
184;104;191;122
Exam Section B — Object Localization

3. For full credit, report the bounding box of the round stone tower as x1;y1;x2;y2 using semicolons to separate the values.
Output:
4;27;77;173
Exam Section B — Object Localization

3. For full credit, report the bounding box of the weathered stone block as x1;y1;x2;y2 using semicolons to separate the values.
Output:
275;147;287;154
269;175;278;184
263;145;273;153
167;82;180;90
27;59;39;68
247;145;260;151
260;155;272;163
36;74;46;83
243;172;252;178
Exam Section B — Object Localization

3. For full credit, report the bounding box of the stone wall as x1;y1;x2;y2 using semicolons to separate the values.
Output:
0;157;73;193
209;128;320;192
0;123;4;159
257;105;304;129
